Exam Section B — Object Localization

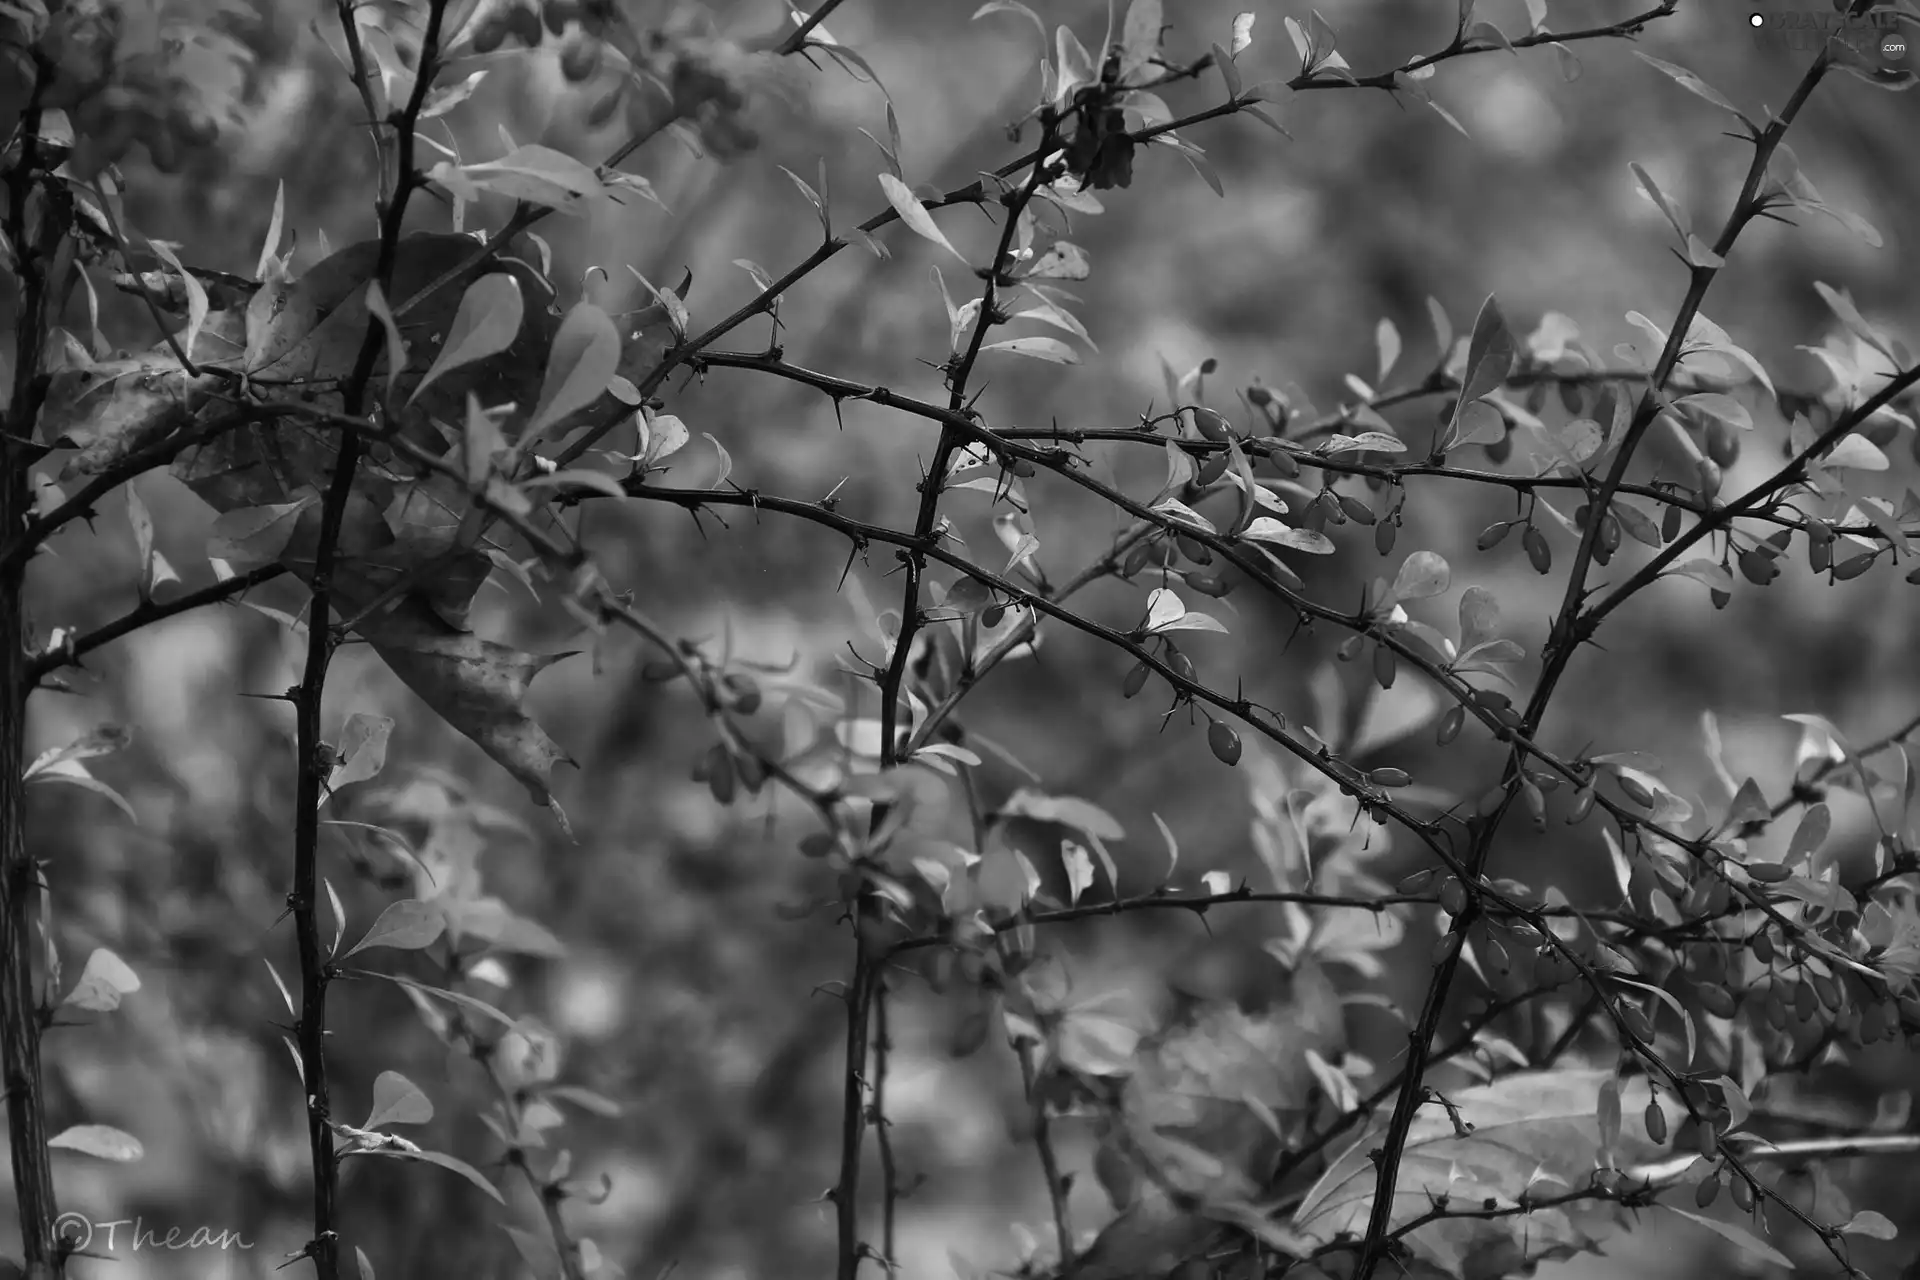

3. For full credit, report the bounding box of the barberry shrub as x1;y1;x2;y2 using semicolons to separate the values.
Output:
3;1;1920;1279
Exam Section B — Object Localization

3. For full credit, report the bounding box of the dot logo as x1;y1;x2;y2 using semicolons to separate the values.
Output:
1747;8;1909;58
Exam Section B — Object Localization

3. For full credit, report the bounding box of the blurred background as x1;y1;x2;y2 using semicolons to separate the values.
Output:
4;0;1919;1277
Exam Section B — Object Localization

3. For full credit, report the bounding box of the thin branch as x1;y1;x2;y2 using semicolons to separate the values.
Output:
26;565;287;685
288;5;456;1277
1346;47;1834;1280
0;60;68;1280
871;977;900;1273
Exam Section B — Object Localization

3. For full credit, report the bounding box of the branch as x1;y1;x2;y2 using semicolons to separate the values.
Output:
288;6;456;1277
1347;46;1834;1280
0;61;68;1280
1579;359;1920;633
26;565;288;685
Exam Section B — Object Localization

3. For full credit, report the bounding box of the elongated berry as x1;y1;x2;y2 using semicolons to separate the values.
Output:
1192;407;1232;442
1645;1100;1668;1144
1523;526;1552;574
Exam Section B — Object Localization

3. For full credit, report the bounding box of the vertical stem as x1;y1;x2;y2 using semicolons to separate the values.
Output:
0;506;56;1275
2;75;65;1279
871;977;899;1271
833;948;875;1280
1347;51;1833;1280
292;6;454;1275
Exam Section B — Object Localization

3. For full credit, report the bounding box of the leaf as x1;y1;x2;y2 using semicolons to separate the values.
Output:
1840;1210;1897;1240
1820;434;1889;472
977;0;1049;54
409;273;525;406
1679;392;1751;431
421;68;488;119
360;1146;505;1203
639;410;690;467
1668;559;1734;592
62;948;141;1012
1786;803;1830;866
999;790;1125;841
363;280;408;402
982;336;1078;364
1447;399;1505;450
1633;53;1746;121
1230;12;1255;57
527;302;620;440
429;145;608;215
345;900;446;957
1323;430;1406;454
371;972;526;1033
1426;98;1471;139
1240;102;1291;139
24;761;137;823
1458;295;1517;406
1376;318;1401;383
49;1125;144;1161
25;725;132;779
522;468;629;500
1057;1010;1141;1076
1179;147;1226;197
1239;519;1335;554
1212;42;1241;98
1063;839;1096;905
1661;1206;1793;1268
365;1070;434;1129
208;497;319;571
325;878;347;957
463;395;508;487
1596;1076;1622;1152
1161;612;1227;635
361;617;576;814
146;240;208;370
502;1224;561;1278
447;898;568;958
1120;0;1165;78
1389;551;1450;603
1024;241;1091;280
1458;586;1500;652
625;266;691;339
125;482;158;600
327;712;394;795
704;433;733;487
1631;162;1691;242
779;164;831;238
1295;1069;1663;1262
878;173;966;263
255;179;286;280
1055;23;1098;103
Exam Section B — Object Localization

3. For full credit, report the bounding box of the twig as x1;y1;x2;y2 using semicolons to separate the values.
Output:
27;565;287;684
0;63;67;1280
287;6;456;1277
1346;47;1835;1280
871;977;900;1273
